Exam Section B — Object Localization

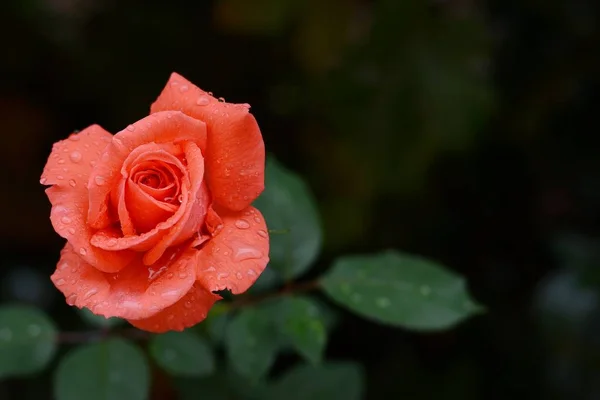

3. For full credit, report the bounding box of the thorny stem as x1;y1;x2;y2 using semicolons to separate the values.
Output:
55;279;321;344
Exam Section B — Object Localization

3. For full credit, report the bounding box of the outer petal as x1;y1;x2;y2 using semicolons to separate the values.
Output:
50;244;197;320
42;125;135;273
127;283;221;333
87;111;207;229
196;206;269;294
150;72;265;211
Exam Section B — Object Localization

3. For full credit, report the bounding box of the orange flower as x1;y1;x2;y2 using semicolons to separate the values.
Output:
40;73;269;333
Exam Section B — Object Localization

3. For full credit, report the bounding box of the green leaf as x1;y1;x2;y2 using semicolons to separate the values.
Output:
0;305;57;378
275;297;327;364
225;308;280;381
253;157;322;280
54;339;149;400
321;251;483;331
268;362;365;400
150;331;215;377
77;308;123;329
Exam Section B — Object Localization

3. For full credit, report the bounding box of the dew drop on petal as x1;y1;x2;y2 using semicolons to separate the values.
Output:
126;124;136;132
68;228;76;235
69;179;76;187
257;230;268;238
236;272;243;280
58;159;65;164
179;85;189;93
196;95;210;106
235;219;250;229
61;216;72;224
57;175;64;180
69;151;82;163
55;278;66;286
233;246;262;262
94;175;106;186
79;247;87;256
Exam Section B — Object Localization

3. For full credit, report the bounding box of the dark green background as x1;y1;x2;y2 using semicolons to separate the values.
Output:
1;0;600;399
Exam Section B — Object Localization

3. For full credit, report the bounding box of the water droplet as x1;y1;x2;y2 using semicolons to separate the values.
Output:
204;266;216;272
68;179;76;187
178;194;184;203
233;246;262;262
235;219;250;229
68;228;76;235
84;288;98;299
254;217;261;223
161;289;181;299
94;175;106;186
90;160;97;167
79;247;87;256
217;272;229;280
167;314;175;321
61;216;72;224
58;158;65;164
184;301;192;309
55;278;66;286
101;152;110;162
126;124;136;132
178;272;188;279
69;151;82;163
167;272;174;278
218;97;225;102
420;285;431;296
69;134;80;141
40;177;47;184
179;85;189;92
0;328;12;341
57;175;64;180
257;230;268;238
376;297;391;308
66;294;78;306
236;272;243;280
196;95;210;105
247;269;256;276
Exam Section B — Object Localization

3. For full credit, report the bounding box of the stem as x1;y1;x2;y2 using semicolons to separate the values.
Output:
229;279;321;309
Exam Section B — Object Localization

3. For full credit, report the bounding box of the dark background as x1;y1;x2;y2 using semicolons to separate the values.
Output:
1;0;600;399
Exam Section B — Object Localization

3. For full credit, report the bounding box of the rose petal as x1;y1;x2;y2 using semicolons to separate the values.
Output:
127;283;221;333
42;125;135;273
50;243;197;320
196;206;269;294
91;142;209;264
150;72;265;212
142;141;209;265
122;147;186;233
87;111;207;229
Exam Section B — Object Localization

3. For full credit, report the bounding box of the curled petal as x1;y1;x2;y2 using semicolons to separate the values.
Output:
87;111;207;229
42;125;135;273
127;283;221;333
150;72;265;211
196;206;269;294
91;142;209;265
50;244;198;320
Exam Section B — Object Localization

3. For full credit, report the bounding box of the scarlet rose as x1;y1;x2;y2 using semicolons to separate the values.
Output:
40;73;269;333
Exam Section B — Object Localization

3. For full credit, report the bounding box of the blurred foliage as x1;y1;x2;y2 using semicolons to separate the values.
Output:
1;0;600;398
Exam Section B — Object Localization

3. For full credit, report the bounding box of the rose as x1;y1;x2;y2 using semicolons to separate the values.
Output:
40;73;269;333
